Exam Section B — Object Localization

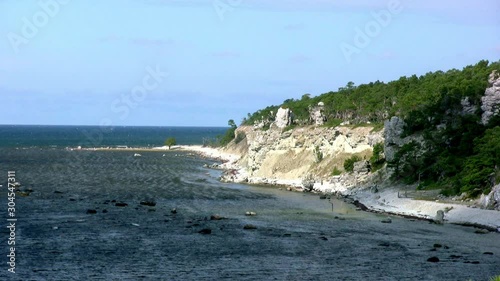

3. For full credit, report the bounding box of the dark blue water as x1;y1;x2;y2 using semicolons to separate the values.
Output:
0;125;228;148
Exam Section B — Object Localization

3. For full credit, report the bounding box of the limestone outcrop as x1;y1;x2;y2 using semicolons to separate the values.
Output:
228;125;383;185
480;184;500;211
274;107;294;128
481;70;500;125
383;117;406;162
309;102;326;125
460;97;477;116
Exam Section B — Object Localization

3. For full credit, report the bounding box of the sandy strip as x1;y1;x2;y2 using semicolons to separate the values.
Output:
350;188;500;231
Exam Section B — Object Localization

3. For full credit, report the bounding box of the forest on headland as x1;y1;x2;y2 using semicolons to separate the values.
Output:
236;60;500;198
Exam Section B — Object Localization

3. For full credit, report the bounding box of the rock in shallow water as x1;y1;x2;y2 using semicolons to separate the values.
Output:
427;257;440;263
243;224;257;230
140;201;156;207
198;228;212;235
475;229;489;234
381;218;392;224
210;215;226;220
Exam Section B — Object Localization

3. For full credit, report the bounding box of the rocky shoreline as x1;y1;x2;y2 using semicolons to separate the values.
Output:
178;145;500;233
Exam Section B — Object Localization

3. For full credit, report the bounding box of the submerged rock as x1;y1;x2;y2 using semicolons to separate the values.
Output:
243;224;257;230
475;229;489;234
140;201;156;207
198;228;212;235
381;218;392;224
210;215;226;220
427;257;440;263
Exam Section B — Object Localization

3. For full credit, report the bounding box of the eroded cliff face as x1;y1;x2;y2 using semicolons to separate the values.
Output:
481;70;500;125
225;124;383;185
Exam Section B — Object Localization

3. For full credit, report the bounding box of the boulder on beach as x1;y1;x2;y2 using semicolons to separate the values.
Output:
434;210;444;224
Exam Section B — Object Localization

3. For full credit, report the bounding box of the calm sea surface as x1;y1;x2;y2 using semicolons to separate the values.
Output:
0;126;498;280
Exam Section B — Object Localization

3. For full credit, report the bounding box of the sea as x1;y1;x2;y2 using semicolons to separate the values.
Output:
0;125;498;280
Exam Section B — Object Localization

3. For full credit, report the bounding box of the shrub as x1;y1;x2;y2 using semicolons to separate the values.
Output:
332;167;342;176
370;142;385;172
313;145;323;163
234;132;246;144
344;155;361;172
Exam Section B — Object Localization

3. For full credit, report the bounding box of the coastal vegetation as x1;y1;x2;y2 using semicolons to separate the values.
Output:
369;142;385;172
218;119;238;147
202;119;241;148
164;137;177;149
343;155;361;172
243;60;499;127
238;60;500;197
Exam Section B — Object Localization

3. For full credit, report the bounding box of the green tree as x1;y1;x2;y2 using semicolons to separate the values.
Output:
460;127;500;196
165;137;176;149
218;119;238;147
370;142;385;171
228;119;237;129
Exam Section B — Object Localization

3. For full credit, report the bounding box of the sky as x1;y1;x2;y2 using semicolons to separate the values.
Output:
0;0;499;127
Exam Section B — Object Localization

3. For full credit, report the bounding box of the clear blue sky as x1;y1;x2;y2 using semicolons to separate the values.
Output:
1;0;499;126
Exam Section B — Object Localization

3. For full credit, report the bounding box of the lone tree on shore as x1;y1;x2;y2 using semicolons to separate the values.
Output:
165;137;176;149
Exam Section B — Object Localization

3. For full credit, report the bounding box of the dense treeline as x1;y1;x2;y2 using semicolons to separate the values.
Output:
242;60;500;197
244;60;499;126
